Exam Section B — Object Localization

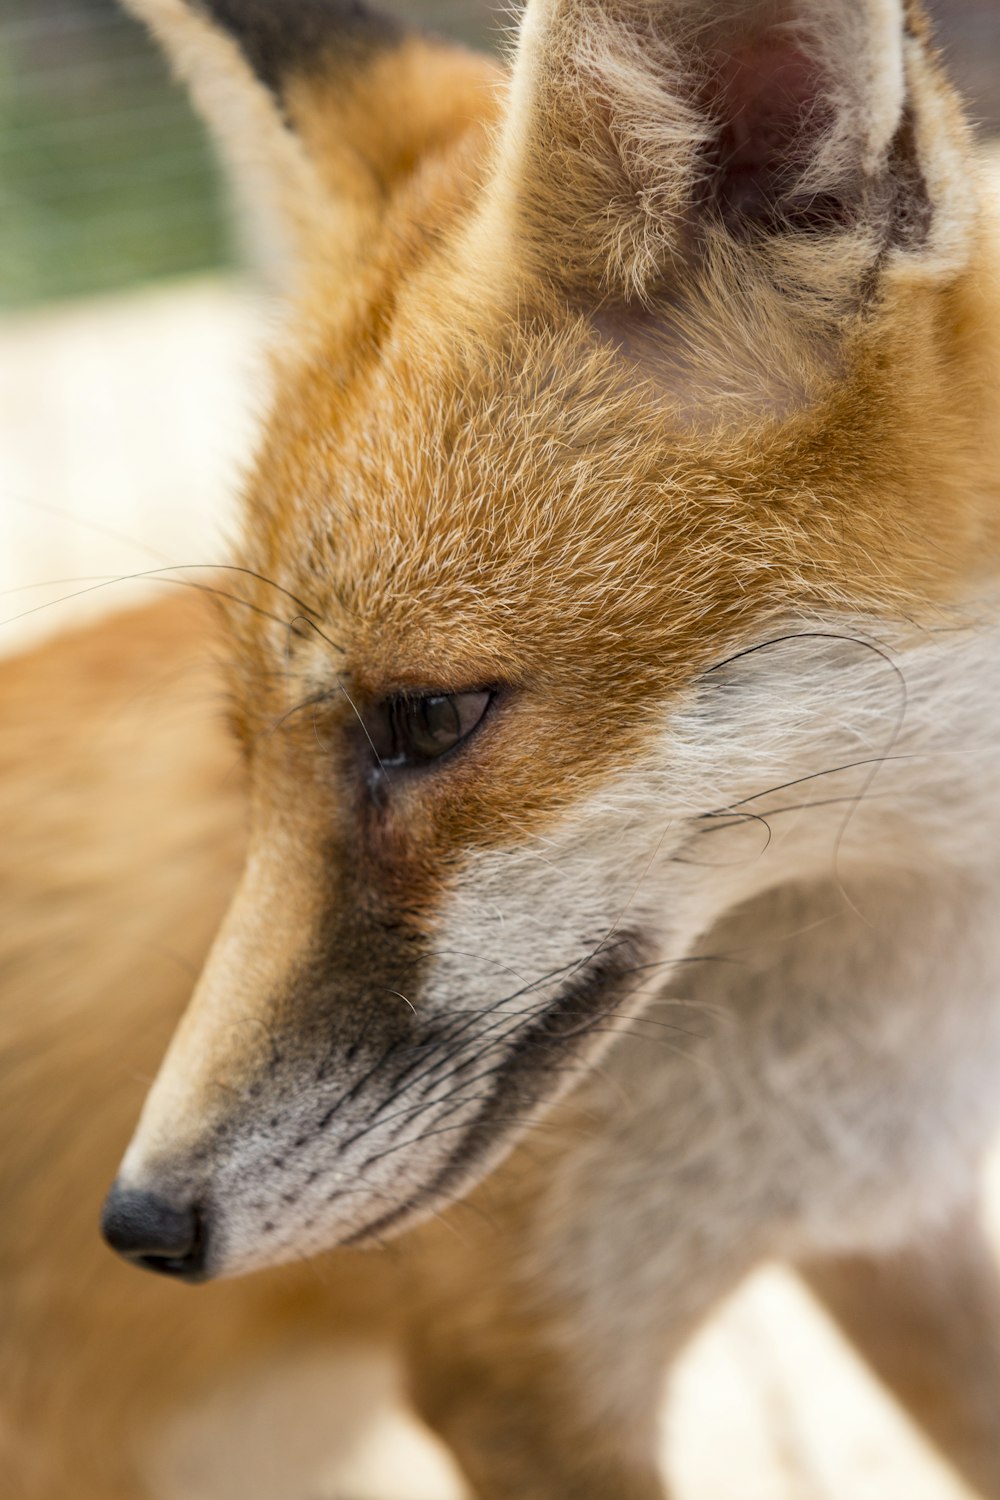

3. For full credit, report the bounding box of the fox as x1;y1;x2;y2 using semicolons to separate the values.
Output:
4;0;1000;1496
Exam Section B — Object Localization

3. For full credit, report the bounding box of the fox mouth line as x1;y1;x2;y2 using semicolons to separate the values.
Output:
342;935;644;1247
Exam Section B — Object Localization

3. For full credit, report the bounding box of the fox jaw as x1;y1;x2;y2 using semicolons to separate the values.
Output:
104;0;999;1281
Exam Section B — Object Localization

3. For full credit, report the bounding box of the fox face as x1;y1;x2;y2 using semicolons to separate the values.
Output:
104;0;999;1280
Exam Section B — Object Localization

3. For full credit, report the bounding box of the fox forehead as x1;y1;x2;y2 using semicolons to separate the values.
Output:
199;2;999;734
231;290;987;723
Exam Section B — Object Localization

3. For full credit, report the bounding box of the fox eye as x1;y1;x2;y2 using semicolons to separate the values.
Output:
372;691;492;767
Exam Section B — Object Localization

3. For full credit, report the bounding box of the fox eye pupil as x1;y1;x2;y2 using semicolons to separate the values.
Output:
375;690;492;768
397;695;461;758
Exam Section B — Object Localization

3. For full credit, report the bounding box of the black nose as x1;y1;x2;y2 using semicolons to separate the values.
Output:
100;1184;208;1282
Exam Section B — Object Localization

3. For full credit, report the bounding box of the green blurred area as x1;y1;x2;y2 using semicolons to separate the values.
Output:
0;0;995;312
0;0;500;311
0;1;226;308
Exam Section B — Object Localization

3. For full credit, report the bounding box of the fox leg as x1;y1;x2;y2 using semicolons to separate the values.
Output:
399;1159;756;1500
800;1205;1000;1499
404;1312;670;1500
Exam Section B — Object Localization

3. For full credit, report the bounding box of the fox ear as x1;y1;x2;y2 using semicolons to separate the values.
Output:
123;0;496;282
489;0;974;315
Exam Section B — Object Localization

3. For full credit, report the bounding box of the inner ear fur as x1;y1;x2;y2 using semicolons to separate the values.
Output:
490;0;974;309
124;0;500;278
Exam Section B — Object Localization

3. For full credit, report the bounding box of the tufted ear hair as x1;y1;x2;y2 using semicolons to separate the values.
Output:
123;0;498;284
484;0;976;320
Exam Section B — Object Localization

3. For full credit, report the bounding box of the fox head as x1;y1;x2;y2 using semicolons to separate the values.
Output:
103;0;1000;1280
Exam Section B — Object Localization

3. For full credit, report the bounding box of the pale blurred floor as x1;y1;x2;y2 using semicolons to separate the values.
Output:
3;276;999;1500
0;276;261;655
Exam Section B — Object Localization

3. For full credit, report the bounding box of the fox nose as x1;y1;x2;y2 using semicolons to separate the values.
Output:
100;1183;208;1282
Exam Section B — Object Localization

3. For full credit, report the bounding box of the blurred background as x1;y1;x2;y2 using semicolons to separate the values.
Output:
1;5;998;1498
0;0;501;309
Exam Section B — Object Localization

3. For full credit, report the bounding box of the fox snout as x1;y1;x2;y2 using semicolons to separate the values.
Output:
102;944;644;1281
103;824;650;1280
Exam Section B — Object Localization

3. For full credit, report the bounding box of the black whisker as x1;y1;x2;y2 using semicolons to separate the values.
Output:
0;565;312;635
